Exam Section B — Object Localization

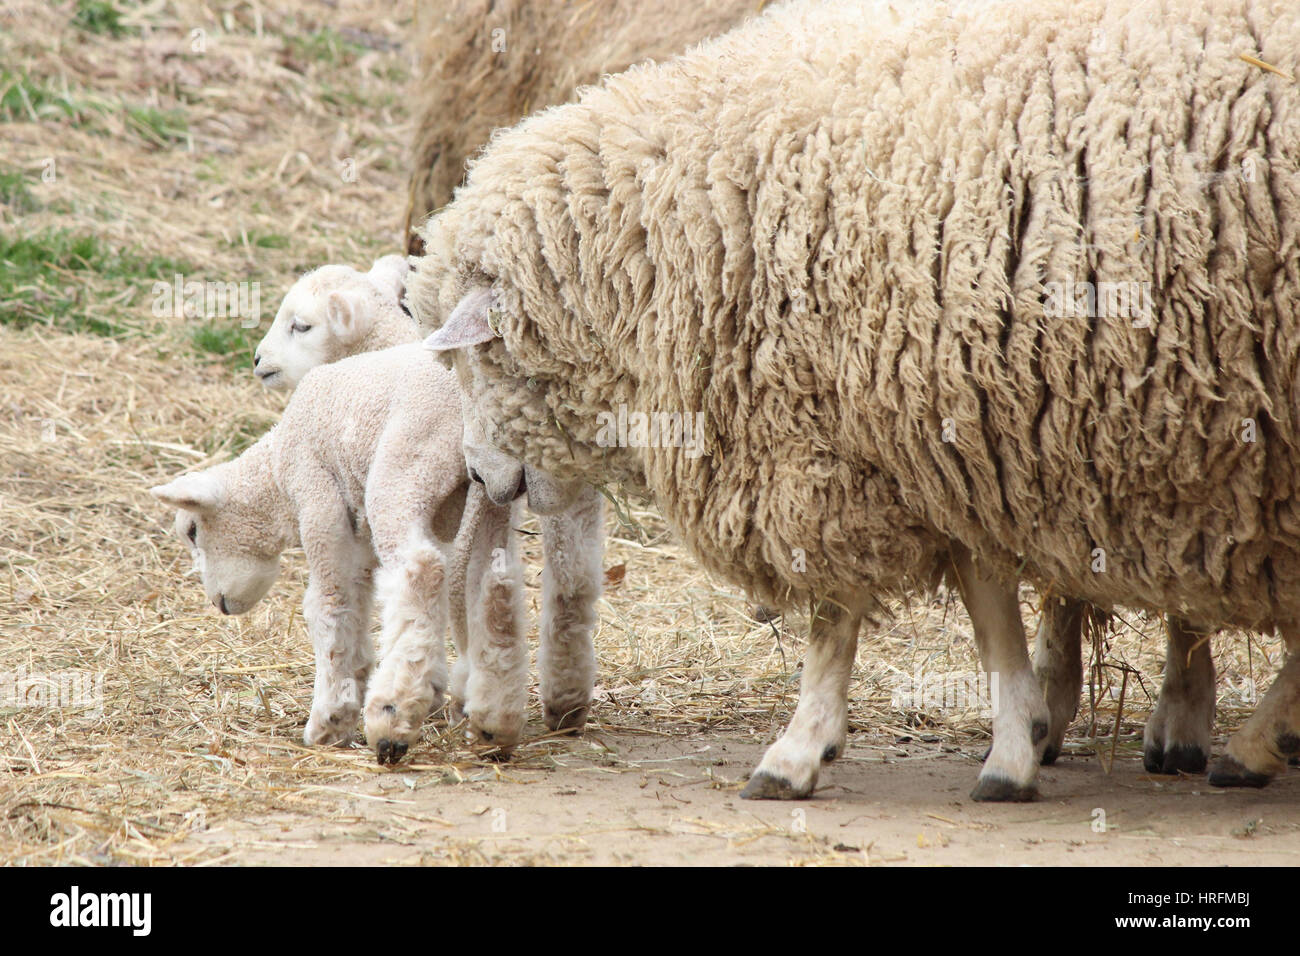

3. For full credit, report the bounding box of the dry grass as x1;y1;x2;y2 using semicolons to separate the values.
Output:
0;0;1287;866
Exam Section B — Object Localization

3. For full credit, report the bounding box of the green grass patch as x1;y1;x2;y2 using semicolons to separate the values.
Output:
0;229;190;335
72;0;128;37
0;71;82;122
0;169;39;214
189;322;258;371
286;28;364;67
124;105;188;149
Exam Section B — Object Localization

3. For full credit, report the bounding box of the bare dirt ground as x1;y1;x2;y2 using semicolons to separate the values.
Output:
183;734;1300;866
3;0;1300;867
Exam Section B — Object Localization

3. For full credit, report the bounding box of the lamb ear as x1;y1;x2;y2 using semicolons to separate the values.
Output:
150;472;225;514
423;287;500;352
326;289;369;344
367;255;410;300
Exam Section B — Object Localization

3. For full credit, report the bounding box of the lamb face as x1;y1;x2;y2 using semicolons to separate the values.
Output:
254;257;412;389
152;472;282;616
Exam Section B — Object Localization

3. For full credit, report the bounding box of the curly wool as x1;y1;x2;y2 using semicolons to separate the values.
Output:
410;0;1300;628
402;0;766;253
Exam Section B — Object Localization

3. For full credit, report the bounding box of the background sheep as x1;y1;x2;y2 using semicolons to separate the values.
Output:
153;344;527;761
255;257;605;734
414;0;1300;799
402;0;766;255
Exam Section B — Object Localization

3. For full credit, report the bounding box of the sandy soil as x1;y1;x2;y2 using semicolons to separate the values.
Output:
181;731;1300;866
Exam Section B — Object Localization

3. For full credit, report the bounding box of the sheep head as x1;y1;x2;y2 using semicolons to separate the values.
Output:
151;469;283;616
254;256;412;389
425;286;587;515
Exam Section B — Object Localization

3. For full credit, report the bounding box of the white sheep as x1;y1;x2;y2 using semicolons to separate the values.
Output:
253;256;413;389
152;344;528;761
253;256;606;734
414;0;1300;800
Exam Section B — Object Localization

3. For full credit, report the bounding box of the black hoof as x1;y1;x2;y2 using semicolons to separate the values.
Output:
1208;755;1272;789
376;739;409;766
821;744;840;764
1040;744;1060;766
544;703;589;734
971;773;1038;803
1290;756;1300;768
482;746;513;763
1143;744;1165;774
1161;743;1208;775
740;770;810;800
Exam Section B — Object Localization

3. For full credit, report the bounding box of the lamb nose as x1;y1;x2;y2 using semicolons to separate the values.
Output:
468;467;483;484
253;353;261;367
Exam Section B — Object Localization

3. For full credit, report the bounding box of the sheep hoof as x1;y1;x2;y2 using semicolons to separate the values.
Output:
544;703;589;734
375;739;409;766
970;773;1037;803
1207;755;1271;789
1160;743;1208;775
1040;744;1060;766
740;771;809;800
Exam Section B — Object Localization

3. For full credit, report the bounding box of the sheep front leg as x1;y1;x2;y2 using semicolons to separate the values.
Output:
741;598;862;800
1143;616;1215;774
363;537;452;765
537;486;604;732
462;499;528;758
301;534;376;748
1032;597;1085;765
1209;627;1299;788
951;545;1048;802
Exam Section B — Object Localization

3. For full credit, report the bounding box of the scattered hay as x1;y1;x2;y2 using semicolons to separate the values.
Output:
0;0;1284;866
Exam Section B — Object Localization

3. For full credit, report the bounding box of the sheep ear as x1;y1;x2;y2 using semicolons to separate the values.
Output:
151;472;224;514
326;289;368;344
367;255;410;299
424;287;499;352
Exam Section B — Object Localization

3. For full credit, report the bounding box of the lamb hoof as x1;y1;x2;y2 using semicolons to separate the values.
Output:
375;739;409;766
544;703;589;734
1290;756;1300;768
740;771;809;800
1040;744;1060;766
1207;755;1271;789
970;773;1037;803
1143;744;1165;774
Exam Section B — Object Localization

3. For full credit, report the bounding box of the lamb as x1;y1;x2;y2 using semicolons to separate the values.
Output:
253;256;413;389
412;0;1300;800
152;344;528;761
253;256;605;734
402;0;766;255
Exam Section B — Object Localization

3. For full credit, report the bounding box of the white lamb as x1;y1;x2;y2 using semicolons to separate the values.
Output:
253;256;605;734
152;344;529;762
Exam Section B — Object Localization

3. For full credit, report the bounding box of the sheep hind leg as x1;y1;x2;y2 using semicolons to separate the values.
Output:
537;486;604;733
741;598;862;800
1142;616;1215;775
1209;627;1300;788
1032;598;1085;766
363;538;451;765
950;545;1048;802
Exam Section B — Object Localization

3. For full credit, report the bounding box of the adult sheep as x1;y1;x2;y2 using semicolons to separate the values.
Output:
401;0;1214;768
414;0;1300;800
402;0;766;254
